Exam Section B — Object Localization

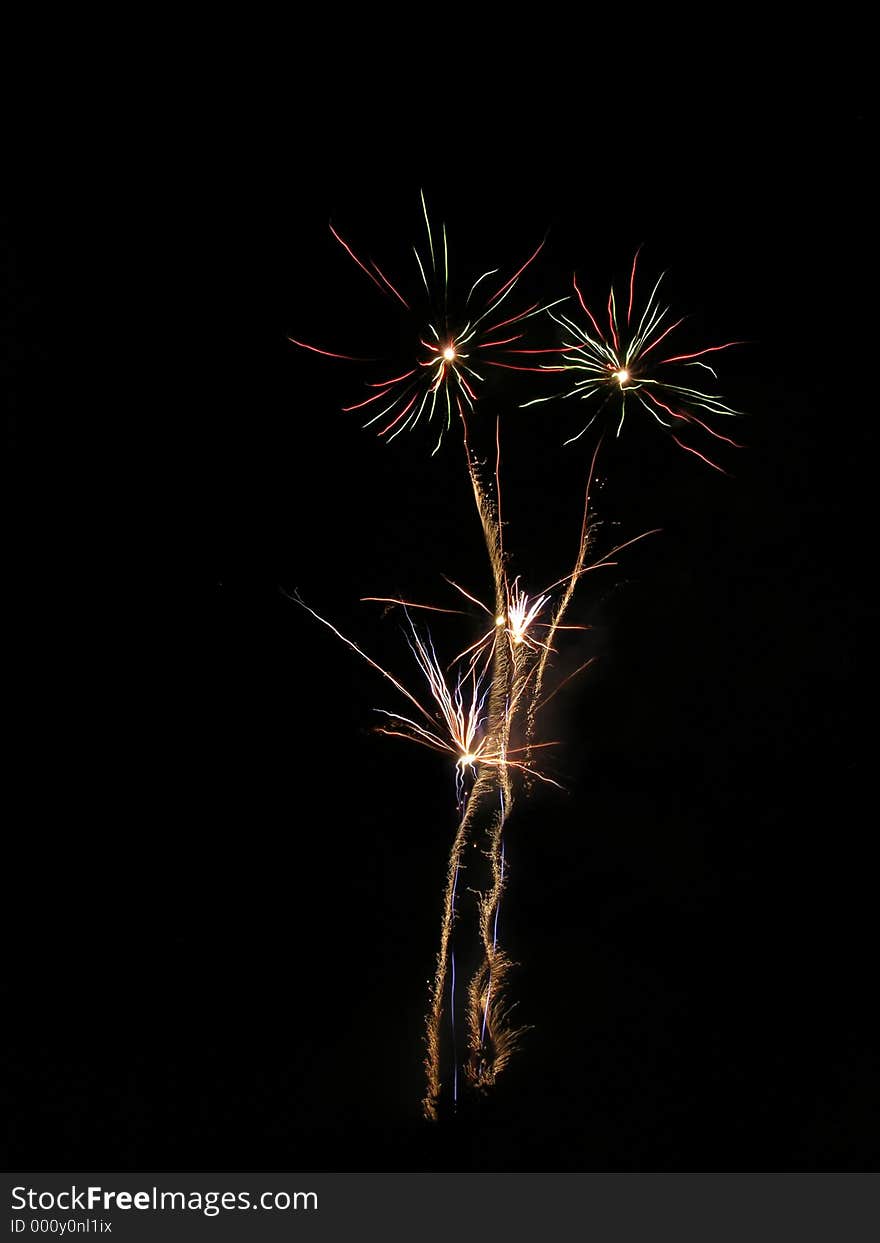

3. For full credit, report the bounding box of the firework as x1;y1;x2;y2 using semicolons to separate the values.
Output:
291;192;564;454
288;199;741;1121
365;576;557;676
294;595;560;797
293;586;564;1120
523;250;743;472
293;423;650;1116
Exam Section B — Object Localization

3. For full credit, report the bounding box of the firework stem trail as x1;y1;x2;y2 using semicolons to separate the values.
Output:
458;406;527;1089
467;771;526;1091
424;405;521;1115
424;764;507;1118
481;831;506;1045
527;436;603;756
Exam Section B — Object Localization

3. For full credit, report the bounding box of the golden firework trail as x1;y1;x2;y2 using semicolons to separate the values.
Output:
294;420;652;1116
292;585;561;1120
466;777;525;1094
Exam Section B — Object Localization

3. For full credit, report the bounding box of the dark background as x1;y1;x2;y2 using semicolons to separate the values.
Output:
6;88;876;1171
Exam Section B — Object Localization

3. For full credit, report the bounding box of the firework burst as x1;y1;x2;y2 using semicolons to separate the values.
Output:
365;573;579;682
290;192;564;454
293;594;559;803
524;249;744;472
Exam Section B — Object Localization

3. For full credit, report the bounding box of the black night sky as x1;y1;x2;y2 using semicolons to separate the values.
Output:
6;90;876;1173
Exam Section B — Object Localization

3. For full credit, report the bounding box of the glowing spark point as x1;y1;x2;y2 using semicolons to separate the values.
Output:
443;346;456;362
459;752;477;767
613;368;629;386
505;579;553;654
495;615;505;626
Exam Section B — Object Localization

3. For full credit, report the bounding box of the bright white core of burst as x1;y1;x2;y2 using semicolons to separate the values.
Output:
442;346;456;362
613;368;629;386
